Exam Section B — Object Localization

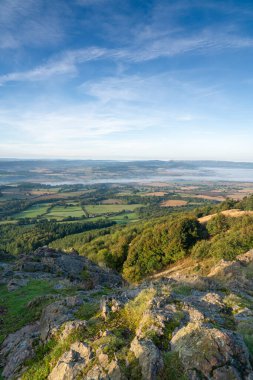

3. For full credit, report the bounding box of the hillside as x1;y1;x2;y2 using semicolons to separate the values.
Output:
1;195;253;379
50;200;253;283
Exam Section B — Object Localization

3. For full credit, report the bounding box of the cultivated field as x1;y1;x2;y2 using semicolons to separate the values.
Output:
180;194;226;202
46;205;85;219
101;199;124;204
161;200;188;207
85;204;143;215
15;204;50;219
143;192;168;197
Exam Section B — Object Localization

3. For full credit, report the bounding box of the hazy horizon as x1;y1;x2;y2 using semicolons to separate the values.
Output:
1;158;253;164
0;1;253;161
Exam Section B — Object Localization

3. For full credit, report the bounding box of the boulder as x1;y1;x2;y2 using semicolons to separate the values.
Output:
106;360;125;380
85;360;124;380
48;342;92;380
20;261;47;272
59;320;87;341
130;337;163;380
85;364;108;379
39;296;83;341
0;322;39;379
171;322;253;380
7;277;28;291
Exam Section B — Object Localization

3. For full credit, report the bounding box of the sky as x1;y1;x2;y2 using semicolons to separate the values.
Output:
0;0;253;161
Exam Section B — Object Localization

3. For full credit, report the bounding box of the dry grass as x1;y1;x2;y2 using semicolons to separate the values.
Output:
179;186;199;190
229;193;249;201
198;209;253;223
143;191;168;197
161;200;188;207
150;256;203;280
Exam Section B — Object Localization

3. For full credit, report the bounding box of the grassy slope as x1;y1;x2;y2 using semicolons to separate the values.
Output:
85;204;143;214
0;280;56;344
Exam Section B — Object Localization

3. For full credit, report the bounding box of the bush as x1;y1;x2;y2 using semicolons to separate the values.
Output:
191;240;211;259
206;214;229;236
123;216;206;282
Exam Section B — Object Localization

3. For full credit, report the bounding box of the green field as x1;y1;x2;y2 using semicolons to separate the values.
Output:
7;201;143;223
85;204;143;215
46;205;85;220
110;212;139;223
15;204;50;219
13;202;85;221
86;212;140;224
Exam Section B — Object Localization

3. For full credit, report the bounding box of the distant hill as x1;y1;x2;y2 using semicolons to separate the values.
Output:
0;159;253;184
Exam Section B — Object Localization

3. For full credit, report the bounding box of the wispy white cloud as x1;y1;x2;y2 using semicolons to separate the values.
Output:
81;75;145;103
81;72;223;110
0;47;107;85
1;25;253;85
0;100;160;146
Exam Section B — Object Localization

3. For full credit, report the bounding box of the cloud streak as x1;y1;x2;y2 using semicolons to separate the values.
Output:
1;28;253;85
0;47;107;85
0;0;67;50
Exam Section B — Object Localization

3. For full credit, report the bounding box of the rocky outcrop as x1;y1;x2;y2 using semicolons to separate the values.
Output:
0;247;122;291
1;249;253;379
208;249;253;293
48;342;93;380
48;343;126;380
0;247;123;379
39;295;84;341
130;337;163;380
171;322;252;380
0;322;39;379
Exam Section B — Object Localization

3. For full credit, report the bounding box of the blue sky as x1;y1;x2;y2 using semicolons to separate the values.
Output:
0;0;253;160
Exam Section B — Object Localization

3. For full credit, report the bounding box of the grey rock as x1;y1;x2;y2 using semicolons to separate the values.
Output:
130;337;163;380
59;320;87;341
48;342;93;380
86;364;108;380
7;277;28;291
39;296;83;341
171;322;253;380
0;322;39;379
85;360;125;380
